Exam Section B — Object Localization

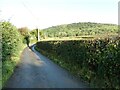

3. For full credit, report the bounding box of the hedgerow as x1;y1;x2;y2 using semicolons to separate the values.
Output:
35;37;120;88
1;21;25;87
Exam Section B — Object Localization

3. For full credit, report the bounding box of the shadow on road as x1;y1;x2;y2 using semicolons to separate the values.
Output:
4;44;89;88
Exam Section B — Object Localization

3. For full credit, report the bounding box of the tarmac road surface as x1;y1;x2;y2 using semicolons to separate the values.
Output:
4;45;89;88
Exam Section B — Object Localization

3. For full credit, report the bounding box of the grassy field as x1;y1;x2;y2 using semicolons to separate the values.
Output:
40;33;118;41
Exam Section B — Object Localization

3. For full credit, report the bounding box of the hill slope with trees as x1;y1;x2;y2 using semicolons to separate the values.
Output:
40;22;118;38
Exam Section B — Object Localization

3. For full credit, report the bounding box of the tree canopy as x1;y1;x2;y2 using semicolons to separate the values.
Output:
41;22;118;38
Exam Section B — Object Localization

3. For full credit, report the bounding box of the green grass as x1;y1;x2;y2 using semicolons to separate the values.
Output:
40;34;118;41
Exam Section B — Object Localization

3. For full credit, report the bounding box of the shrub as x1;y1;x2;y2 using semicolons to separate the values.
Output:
1;22;22;61
1;21;24;86
36;37;120;88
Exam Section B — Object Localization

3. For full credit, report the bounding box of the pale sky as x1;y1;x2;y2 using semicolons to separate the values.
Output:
0;0;119;29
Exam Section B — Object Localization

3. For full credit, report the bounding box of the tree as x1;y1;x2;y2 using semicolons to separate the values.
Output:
18;27;29;37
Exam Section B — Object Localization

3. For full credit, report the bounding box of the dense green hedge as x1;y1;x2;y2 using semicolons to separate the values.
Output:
36;37;120;88
1;21;24;87
2;22;22;60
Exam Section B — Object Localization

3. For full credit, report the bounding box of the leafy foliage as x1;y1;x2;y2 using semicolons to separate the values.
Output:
41;22;118;38
1;21;24;86
30;29;39;40
36;37;120;88
18;27;29;36
2;22;22;60
18;27;31;44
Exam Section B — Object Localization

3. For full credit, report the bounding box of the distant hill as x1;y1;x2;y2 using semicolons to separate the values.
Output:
41;22;118;38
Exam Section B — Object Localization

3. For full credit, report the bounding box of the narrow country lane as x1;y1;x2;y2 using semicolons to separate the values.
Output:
4;45;89;88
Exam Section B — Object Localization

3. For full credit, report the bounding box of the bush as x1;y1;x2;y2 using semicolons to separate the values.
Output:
36;37;120;88
1;21;24;87
2;22;22;60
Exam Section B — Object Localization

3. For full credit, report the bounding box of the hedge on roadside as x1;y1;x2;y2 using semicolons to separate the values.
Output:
1;22;22;60
36;37;120;88
1;21;24;87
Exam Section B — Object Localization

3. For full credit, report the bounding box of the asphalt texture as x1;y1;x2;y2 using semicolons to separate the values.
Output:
4;45;89;88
